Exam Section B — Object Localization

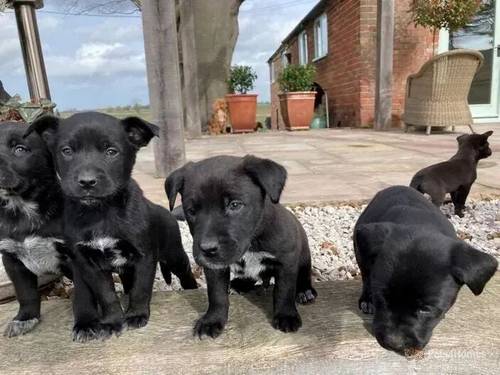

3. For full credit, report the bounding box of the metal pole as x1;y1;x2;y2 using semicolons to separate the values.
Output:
7;0;51;103
374;0;394;131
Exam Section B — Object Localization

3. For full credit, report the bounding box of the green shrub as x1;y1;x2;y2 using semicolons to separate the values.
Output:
227;65;257;94
278;64;316;92
410;0;481;32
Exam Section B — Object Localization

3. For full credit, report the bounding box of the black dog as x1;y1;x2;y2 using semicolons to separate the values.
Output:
26;112;198;342
354;186;497;354
166;155;316;338
410;131;493;217
0;121;67;337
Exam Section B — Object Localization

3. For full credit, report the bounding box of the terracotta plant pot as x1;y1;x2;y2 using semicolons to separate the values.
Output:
279;91;316;130
225;94;258;133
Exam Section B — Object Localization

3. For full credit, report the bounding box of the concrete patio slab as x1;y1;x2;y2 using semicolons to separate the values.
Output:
1;276;498;374
133;126;500;207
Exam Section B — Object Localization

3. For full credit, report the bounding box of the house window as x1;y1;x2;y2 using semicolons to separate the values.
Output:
314;13;328;59
270;61;275;83
299;31;308;65
281;51;291;67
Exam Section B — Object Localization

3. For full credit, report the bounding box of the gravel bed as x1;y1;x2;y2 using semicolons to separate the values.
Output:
155;198;500;292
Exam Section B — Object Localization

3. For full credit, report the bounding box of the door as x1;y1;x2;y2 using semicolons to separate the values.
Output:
440;0;500;120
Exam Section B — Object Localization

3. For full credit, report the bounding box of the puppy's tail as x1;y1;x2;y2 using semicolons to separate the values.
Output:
171;205;186;221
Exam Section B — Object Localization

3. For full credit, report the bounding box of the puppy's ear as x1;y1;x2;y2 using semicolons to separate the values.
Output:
451;243;498;295
121;117;159;148
165;164;190;211
242;155;287;204
482;130;493;138
456;134;468;144
23;114;60;148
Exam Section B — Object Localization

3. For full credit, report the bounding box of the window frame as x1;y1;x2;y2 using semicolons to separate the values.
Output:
298;30;308;65
281;51;290;68
314;13;328;60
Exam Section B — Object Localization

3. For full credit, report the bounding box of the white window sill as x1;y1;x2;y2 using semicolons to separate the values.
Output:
313;54;328;63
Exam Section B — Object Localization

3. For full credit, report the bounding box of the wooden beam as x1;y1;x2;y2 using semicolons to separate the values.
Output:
1;277;499;373
141;0;186;177
374;0;394;131
178;0;202;139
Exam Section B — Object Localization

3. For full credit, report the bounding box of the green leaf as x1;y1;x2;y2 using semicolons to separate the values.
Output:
227;65;257;94
410;0;482;32
278;64;316;92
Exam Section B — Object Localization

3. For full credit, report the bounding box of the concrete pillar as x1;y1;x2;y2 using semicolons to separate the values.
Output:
374;0;394;131
7;0;51;103
141;0;186;177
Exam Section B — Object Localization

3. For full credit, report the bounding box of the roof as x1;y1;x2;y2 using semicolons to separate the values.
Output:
267;0;327;63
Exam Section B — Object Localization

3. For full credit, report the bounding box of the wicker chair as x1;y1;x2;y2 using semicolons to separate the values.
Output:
403;49;483;135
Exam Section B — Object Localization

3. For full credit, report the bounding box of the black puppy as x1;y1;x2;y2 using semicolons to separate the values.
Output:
166;155;316;338
354;185;497;354
25;112;198;342
0;121;66;337
410;131;493;217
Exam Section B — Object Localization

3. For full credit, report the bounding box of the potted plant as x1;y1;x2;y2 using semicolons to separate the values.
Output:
225;65;258;133
278;64;316;130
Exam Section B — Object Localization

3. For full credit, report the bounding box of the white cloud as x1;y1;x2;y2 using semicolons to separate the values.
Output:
45;42;145;77
83;21;143;44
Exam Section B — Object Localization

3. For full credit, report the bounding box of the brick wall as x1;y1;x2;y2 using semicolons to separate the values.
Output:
358;0;436;127
269;0;437;129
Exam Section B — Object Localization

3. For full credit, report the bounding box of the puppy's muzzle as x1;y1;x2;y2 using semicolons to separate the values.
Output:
78;171;98;190
199;240;219;258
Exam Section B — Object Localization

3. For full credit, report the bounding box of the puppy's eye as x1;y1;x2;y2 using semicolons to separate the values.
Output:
13;145;30;156
61;146;73;157
227;200;244;211
105;148;119;157
186;207;196;217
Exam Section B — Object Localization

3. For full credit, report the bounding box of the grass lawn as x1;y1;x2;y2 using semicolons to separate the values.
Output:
61;103;271;127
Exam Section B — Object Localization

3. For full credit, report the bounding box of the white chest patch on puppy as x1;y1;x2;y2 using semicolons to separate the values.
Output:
0;236;63;276
231;251;275;280
77;237;127;268
0;189;41;228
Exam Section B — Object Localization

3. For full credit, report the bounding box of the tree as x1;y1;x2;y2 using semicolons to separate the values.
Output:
191;0;245;132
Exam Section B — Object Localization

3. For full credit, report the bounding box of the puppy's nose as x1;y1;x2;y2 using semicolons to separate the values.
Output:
199;240;219;257
78;172;97;189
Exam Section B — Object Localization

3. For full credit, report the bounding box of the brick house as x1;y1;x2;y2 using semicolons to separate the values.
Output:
268;0;499;129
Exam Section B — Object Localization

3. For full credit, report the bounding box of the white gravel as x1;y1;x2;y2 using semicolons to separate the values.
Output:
156;198;500;291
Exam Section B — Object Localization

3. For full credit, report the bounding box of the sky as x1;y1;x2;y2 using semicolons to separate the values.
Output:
0;0;319;110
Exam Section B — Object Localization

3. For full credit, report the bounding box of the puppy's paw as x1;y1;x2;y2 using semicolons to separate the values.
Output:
3;318;40;338
193;314;226;339
296;288;317;305
100;320;126;337
125;314;149;330
454;210;465;218
72;322;108;343
272;312;302;333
